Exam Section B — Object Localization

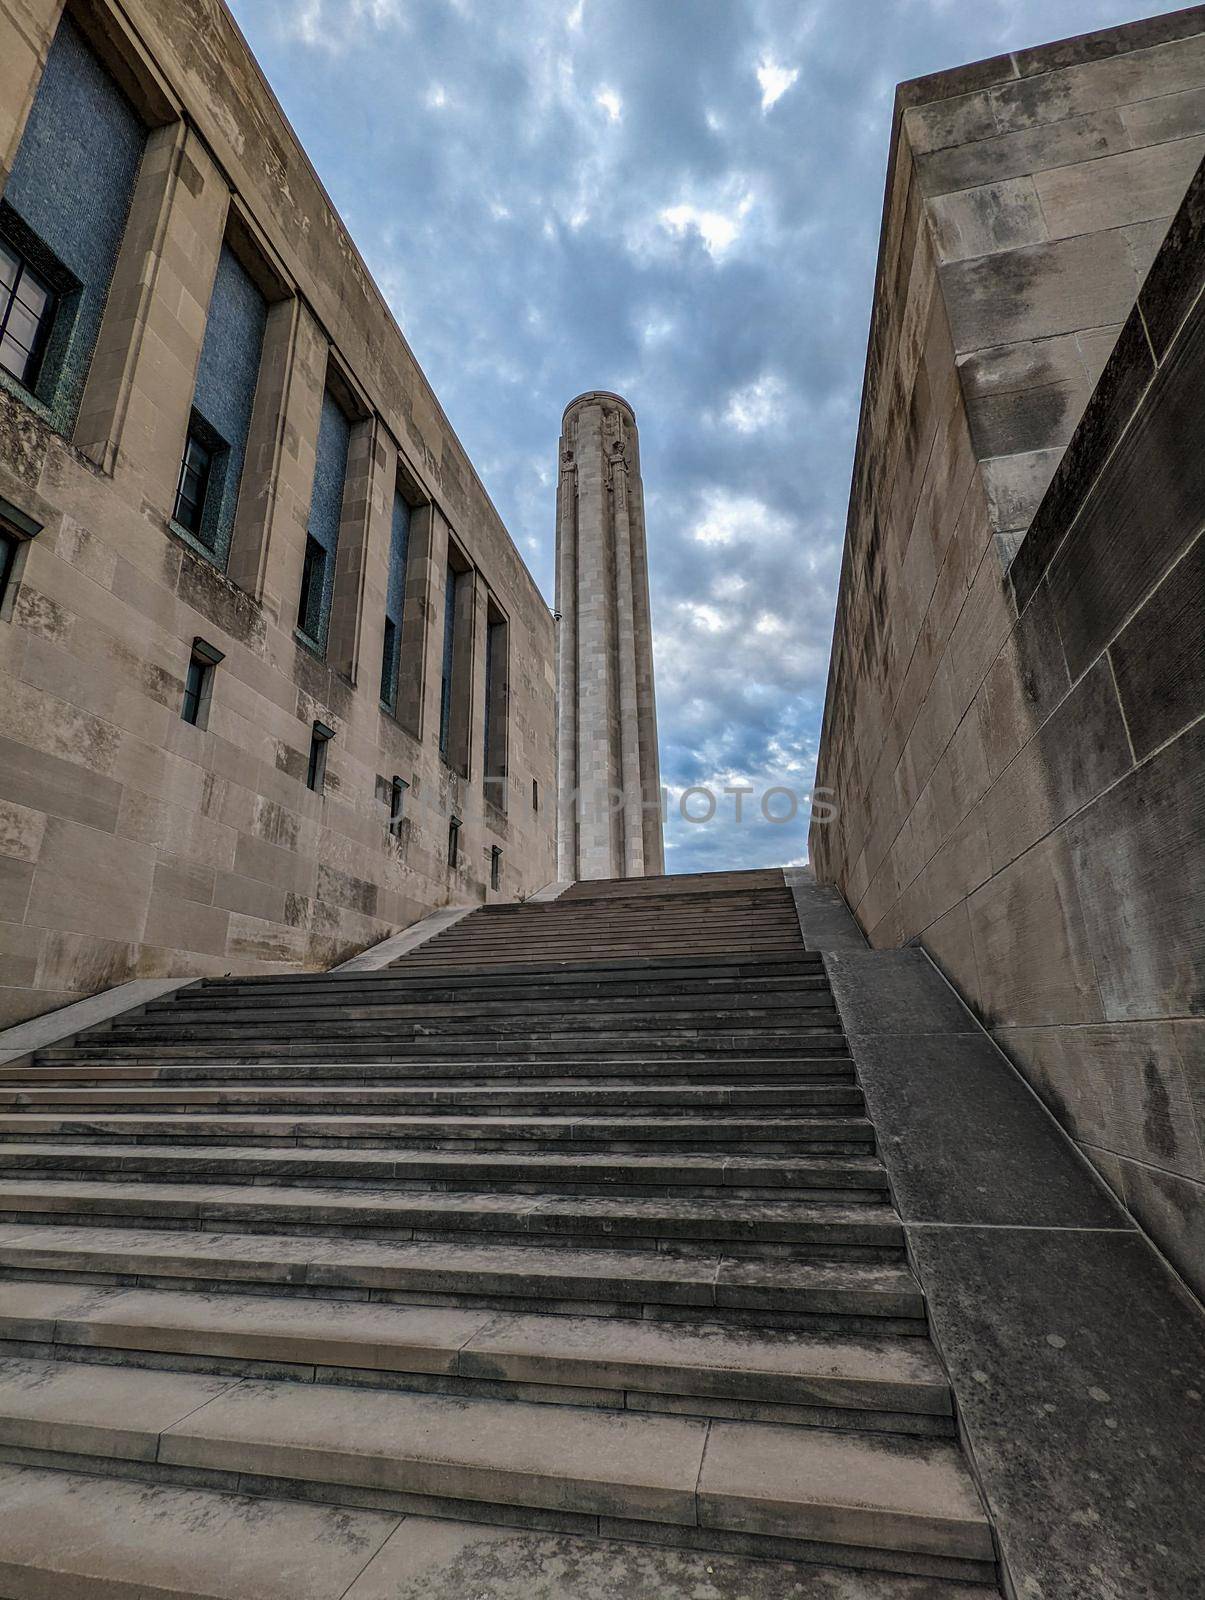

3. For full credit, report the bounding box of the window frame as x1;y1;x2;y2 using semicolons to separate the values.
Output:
180;637;223;730
389;775;409;838
0;494;43;620
0;237;57;391
306;720;334;794
447;814;462;869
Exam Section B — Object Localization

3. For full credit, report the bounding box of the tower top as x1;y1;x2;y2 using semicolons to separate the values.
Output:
562;391;636;423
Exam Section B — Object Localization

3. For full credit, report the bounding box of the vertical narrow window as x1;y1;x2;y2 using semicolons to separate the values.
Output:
389;775;408;837
533;777;539;812
380;489;410;710
0;530;18;609
0;496;43;617
173;244;267;564
439;562;458;756
307;721;333;793
172;428;212;535
483;605;508;810
447;815;462;868
0;242;55;387
490;846;502;891
298;387;351;650
180;639;223;730
1;15;146;427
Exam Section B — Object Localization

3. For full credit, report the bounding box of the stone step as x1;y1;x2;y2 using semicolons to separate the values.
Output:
0;1112;875;1153
0;1463;998;1598
201;956;827;994
0;1142;890;1196
172;976;830;1010
0;1282;950;1425
4;1059;859;1085
128;992;839;1026
0;1356;993;1572
146;981;834;1013
392;940;809;966
90;1019;845;1047
35;1034;850;1061
0;1082;866;1112
393;948;807;970
23;1054;857;1079
0;1176;904;1250
0;1226;925;1331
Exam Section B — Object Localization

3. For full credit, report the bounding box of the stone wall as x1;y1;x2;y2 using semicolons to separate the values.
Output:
810;11;1205;1297
0;0;557;1028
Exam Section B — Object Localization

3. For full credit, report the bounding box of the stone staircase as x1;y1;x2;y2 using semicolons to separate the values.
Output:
0;873;998;1596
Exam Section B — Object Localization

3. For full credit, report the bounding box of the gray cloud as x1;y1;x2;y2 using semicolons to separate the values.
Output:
230;0;1171;870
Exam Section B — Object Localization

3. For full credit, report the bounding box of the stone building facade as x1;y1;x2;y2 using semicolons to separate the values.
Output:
555;391;663;881
0;0;558;1029
810;10;1205;1296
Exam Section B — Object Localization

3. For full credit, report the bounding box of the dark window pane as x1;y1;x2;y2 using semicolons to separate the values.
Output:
380;616;398;707
173;431;213;535
297;536;325;641
0;531;17;602
307;727;330;793
181;656;205;726
390;776;407;836
0;247;55;388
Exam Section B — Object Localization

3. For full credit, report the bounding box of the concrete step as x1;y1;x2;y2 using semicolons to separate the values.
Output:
34;1034;851;1061
22;1054;857;1079
0;1356;993;1573
173;968;829;1000
125;993;840;1026
0;1142;890;1195
0;1463;998;1598
0;1226;926;1331
89;1020;845;1047
209;950;827;986
390;940;809;966
0;1111;876;1153
0;1282;951;1427
0;1082;866;1112
0;1176;904;1250
141;987;835;1020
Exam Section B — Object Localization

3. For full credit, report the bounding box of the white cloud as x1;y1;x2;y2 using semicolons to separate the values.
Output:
757;58;799;111
691;490;791;548
595;86;622;122
724;372;789;433
659;191;754;259
286;0;403;51
426;82;448;109
683;602;727;633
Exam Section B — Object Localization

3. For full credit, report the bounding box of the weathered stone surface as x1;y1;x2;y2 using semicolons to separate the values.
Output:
346;1515;990;1600
910;1226;1205;1600
0;1463;401;1600
1066;720;1204;1023
1108;529;1205;759
851;1030;1125;1229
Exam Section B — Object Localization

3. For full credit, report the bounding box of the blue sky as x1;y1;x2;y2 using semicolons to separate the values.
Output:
228;0;1170;873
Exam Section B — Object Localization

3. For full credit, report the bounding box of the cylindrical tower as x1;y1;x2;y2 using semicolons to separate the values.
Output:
555;392;664;881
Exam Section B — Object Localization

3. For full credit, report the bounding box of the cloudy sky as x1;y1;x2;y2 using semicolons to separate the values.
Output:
228;0;1168;873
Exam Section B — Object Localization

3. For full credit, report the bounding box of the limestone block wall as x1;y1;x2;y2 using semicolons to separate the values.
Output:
810;12;1205;1297
0;0;556;1028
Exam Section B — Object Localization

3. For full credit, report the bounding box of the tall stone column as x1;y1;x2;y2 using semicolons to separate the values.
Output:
556;392;664;880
